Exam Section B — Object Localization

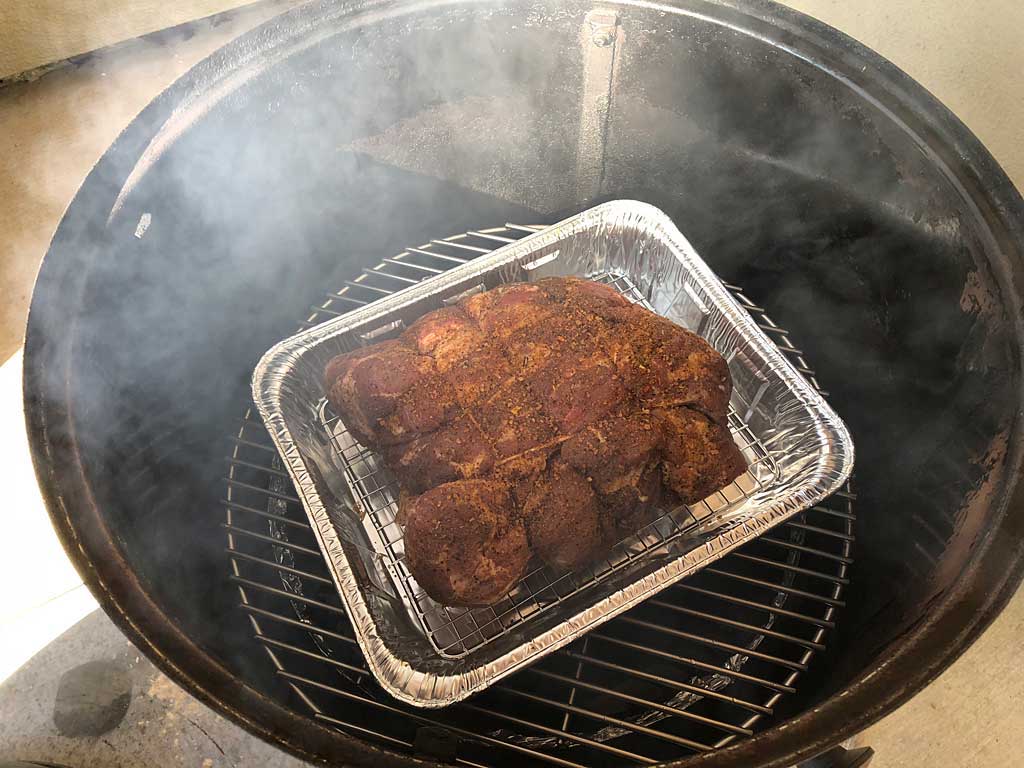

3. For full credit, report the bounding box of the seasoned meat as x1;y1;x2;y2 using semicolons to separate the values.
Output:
621;310;732;417
325;277;745;605
599;463;665;542
377;374;458;445
561;414;660;491
324;341;434;444
655;407;746;503
534;357;627;434
404;481;530;606
522;460;604;569
507;313;593;376
444;342;515;408
562;414;664;536
385;414;494;495
469;379;557;459
537;275;634;320
461;282;556;337
402;307;484;371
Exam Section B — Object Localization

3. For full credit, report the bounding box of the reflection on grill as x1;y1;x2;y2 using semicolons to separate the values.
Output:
224;226;855;766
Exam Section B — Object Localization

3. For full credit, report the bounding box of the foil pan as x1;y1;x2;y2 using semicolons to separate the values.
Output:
252;200;855;707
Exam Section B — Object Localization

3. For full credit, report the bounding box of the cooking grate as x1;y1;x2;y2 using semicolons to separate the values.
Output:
321;271;778;658
224;224;855;766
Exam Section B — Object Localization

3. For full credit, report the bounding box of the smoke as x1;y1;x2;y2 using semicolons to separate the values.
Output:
13;0;1020;736
7;0;312;687
0;1;307;361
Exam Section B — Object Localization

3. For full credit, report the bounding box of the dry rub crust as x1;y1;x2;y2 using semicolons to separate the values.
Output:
403;480;530;607
655;407;746;502
325;277;745;605
522;459;604;569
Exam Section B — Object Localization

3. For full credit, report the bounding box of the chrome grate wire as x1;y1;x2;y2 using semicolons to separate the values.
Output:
223;225;854;766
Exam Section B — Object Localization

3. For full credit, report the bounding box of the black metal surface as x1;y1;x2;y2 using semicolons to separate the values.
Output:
22;0;1024;766
799;745;874;768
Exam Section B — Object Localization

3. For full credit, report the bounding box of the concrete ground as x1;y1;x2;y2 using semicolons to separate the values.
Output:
0;606;308;768
0;1;1021;767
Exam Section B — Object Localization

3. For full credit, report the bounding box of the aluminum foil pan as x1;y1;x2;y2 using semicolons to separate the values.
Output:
252;200;854;707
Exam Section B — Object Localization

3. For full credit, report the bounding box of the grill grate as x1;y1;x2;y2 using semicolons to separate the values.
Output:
224;225;854;766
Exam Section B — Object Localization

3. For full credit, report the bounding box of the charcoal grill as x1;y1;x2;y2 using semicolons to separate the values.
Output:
23;1;1024;767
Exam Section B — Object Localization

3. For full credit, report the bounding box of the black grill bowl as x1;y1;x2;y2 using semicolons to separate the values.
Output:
24;1;1024;766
